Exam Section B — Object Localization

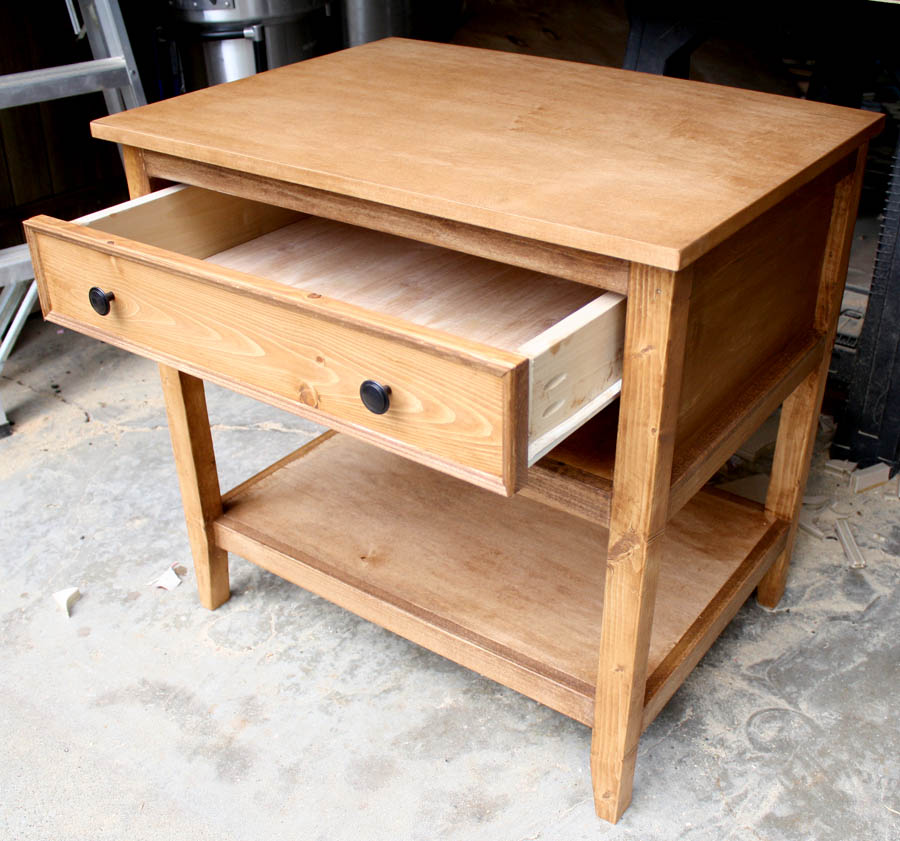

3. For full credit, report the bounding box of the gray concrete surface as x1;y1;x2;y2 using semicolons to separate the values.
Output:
2;317;899;841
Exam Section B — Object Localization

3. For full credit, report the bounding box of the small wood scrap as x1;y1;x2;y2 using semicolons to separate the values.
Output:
716;472;770;505
797;495;832;539
147;565;182;590
830;501;855;516
53;587;81;617
835;519;866;569
824;459;858;477
798;510;825;540
849;463;892;494
807;501;847;535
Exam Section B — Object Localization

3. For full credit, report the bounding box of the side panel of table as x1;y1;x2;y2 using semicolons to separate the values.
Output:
669;160;847;514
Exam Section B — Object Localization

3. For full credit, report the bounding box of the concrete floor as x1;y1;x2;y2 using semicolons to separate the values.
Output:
2;311;899;840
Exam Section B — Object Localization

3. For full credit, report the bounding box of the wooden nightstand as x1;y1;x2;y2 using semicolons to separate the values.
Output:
24;39;882;822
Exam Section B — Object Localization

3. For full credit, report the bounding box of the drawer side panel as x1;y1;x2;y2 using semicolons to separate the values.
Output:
522;292;626;463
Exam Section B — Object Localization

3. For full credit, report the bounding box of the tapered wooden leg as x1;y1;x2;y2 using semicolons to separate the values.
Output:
120;150;225;605
758;146;868;608
122;146;152;197
122;147;227;605
159;364;230;610
121;145;169;198
591;264;692;822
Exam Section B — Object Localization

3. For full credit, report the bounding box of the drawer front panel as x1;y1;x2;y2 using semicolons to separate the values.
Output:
28;228;525;494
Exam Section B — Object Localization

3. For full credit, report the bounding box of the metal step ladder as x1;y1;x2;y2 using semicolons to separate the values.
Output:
0;0;145;437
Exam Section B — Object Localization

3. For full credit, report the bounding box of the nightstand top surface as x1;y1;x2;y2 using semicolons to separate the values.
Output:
92;38;882;269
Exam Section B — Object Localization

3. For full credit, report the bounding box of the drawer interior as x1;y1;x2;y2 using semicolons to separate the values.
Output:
206;216;603;352
81;184;625;465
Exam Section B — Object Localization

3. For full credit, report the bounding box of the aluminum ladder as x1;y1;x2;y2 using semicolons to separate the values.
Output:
0;0;146;437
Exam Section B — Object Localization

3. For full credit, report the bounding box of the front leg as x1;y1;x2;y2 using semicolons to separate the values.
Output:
591;264;692;821
159;365;230;610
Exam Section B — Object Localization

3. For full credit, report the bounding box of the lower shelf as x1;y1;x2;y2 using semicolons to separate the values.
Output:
215;433;788;727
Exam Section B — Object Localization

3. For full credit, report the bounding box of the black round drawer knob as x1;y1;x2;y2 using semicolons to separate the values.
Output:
359;380;391;414
88;287;115;316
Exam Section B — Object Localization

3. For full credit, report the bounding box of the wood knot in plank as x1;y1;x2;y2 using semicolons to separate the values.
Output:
608;530;639;562
298;383;319;408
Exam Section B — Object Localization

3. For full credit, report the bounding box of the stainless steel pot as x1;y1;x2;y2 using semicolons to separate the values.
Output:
169;0;329;86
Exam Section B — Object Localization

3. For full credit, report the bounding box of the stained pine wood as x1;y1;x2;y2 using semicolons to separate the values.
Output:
642;511;788;726
675;167;837;452
91;40;882;269
668;334;825;517
591;263;691;822
210;216;625;462
139;150;632;292
26;209;521;372
121;145;172;199
120;150;230;610
521;455;613;524
207;214;626;463
26;220;525;494
22;39;881;825
25;185;627;492
122;146;151;199
159;366;230;609
526;332;825;527
758;147;869;607
214;433;776;726
533;162;851;534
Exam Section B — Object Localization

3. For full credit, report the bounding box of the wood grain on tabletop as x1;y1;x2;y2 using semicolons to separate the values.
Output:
91;39;882;270
215;433;774;726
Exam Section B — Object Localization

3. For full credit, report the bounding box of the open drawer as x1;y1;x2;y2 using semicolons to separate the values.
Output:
25;185;625;495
